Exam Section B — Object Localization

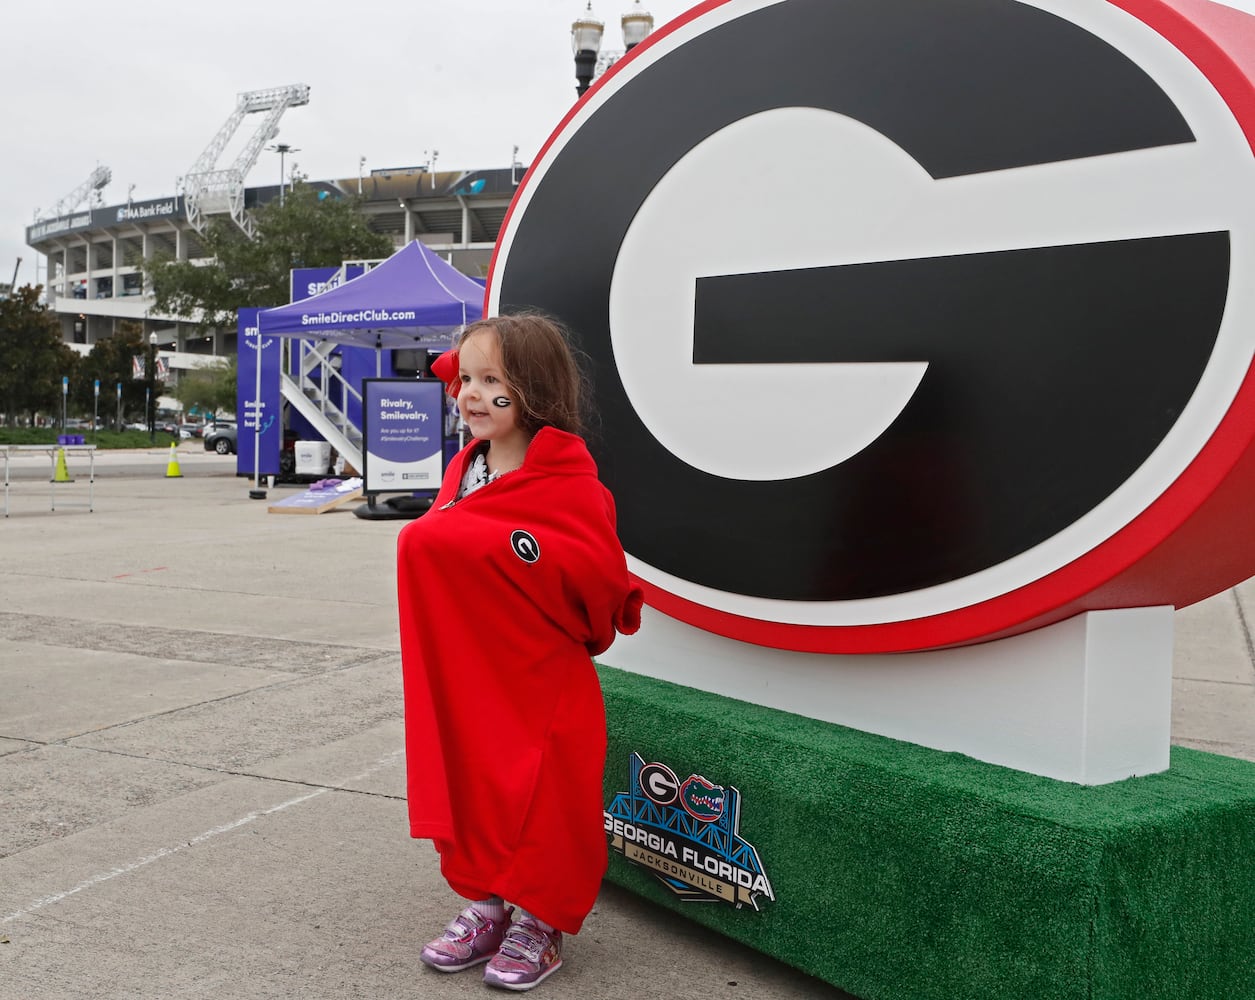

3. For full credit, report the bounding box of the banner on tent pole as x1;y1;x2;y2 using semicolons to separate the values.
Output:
238;307;282;477
361;378;447;495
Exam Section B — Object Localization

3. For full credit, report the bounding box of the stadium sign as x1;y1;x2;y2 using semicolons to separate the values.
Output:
110;198;181;225
26;212;92;243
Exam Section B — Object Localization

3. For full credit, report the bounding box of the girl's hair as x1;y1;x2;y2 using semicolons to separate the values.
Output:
456;313;590;438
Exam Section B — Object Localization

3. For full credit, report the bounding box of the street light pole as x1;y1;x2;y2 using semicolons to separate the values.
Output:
267;143;300;206
148;332;157;444
572;3;604;98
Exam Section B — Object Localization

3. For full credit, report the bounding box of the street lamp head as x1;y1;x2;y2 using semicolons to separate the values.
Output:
572;2;605;55
621;0;654;49
149;333;157;346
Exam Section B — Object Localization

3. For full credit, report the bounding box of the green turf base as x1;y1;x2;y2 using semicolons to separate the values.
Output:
598;664;1255;1000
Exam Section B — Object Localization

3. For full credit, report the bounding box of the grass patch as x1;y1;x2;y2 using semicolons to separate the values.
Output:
0;429;179;448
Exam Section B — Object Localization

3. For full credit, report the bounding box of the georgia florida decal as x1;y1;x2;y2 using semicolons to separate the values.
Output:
605;753;775;909
487;0;1255;653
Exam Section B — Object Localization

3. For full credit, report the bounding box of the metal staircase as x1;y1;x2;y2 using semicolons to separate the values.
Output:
279;338;363;473
275;258;389;475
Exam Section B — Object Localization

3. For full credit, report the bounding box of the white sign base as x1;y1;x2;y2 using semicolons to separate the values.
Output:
601;606;1173;785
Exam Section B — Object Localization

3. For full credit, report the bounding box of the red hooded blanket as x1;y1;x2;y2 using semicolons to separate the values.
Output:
397;427;642;933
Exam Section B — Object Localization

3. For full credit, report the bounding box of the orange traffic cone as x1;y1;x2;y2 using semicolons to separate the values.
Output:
165;443;183;479
51;447;73;483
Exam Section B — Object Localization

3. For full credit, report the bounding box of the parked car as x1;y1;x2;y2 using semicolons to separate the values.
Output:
203;420;234;440
203;423;237;455
126;420;176;434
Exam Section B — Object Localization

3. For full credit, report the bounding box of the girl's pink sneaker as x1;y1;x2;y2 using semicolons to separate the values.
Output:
483;916;563;991
420;905;513;973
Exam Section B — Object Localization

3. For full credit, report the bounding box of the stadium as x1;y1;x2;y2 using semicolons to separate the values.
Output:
23;85;521;376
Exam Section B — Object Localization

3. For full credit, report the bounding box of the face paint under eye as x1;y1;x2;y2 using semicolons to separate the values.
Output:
492;396;512;408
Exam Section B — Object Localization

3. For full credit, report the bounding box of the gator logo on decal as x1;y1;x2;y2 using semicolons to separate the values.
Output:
679;775;724;822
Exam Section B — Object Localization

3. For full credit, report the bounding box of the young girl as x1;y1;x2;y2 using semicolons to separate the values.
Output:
396;313;642;991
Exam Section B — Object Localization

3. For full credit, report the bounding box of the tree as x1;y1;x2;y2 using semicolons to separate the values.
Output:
144;179;394;332
0;286;79;427
169;355;236;420
73;321;164;427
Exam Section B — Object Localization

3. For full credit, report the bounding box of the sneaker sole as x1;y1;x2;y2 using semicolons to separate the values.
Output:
484;958;563;991
421;953;495;974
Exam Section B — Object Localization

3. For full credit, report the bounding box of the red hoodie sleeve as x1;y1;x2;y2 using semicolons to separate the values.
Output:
505;481;642;657
612;586;644;640
581;490;643;654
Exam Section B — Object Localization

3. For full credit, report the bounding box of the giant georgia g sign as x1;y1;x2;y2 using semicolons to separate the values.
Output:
489;0;1255;653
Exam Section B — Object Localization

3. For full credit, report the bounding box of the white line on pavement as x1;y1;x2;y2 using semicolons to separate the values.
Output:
2;749;404;925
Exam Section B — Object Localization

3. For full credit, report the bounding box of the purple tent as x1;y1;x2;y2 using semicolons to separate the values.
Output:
256;240;485;349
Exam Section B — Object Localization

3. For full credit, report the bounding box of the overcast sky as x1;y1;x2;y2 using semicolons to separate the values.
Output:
1;0;695;288
4;0;1254;290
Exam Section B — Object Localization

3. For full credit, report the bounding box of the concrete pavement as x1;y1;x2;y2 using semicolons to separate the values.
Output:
1;451;1252;999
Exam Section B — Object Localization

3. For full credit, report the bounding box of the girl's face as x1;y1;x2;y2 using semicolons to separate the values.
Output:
457;331;529;449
